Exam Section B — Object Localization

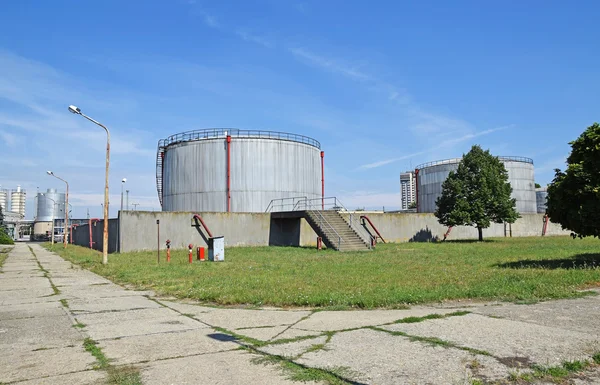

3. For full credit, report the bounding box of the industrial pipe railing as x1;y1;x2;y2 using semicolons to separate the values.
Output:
192;214;213;238
159;128;321;149
88;218;100;249
360;215;386;244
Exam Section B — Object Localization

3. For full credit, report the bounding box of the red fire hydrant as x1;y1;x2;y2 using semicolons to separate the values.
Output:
166;240;171;262
188;244;193;264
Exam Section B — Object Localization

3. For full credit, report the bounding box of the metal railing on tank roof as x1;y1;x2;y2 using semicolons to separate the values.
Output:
415;156;533;170
159;128;321;149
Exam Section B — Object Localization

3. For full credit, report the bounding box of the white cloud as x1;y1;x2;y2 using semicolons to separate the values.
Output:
289;48;372;82
358;125;512;170
0;129;18;147
236;30;273;48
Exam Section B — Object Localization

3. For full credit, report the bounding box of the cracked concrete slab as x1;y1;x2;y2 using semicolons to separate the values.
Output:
0;301;66;320
140;349;319;385
383;313;600;366
0;277;52;290
260;335;328;359
471;297;600;335
297;328;510;385
11;370;106;385
76;308;206;340
269;327;324;342
235;325;293;341
0;346;97;383
99;328;239;365
292;308;462;332
191;308;312;330
68;295;162;314
0;315;83;350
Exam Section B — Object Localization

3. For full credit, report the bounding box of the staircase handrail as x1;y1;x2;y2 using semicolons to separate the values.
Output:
307;209;343;250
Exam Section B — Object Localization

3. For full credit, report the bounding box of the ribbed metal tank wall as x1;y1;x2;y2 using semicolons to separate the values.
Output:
161;130;321;212
36;189;66;222
536;188;548;214
416;157;536;214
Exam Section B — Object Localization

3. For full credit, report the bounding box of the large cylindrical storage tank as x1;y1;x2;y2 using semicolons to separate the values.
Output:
536;188;548;214
36;189;66;221
158;129;322;212
416;156;536;214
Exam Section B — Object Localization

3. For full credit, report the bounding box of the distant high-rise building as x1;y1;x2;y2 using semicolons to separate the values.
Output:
400;171;416;210
10;185;26;217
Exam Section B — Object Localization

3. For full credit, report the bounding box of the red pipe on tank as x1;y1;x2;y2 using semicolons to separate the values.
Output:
320;151;325;210
414;168;419;213
226;135;231;212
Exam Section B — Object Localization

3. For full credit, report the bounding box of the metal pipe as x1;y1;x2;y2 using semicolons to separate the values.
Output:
157;219;160;263
320;151;325;210
226;135;231;212
360;215;386;243
192;214;213;238
88;218;99;249
414;168;420;213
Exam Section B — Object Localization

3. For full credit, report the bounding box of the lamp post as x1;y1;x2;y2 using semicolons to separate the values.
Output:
69;105;110;265
47;171;69;248
120;178;127;213
41;194;57;245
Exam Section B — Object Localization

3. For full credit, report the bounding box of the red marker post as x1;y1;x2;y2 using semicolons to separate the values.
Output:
166;240;171;262
188;244;193;264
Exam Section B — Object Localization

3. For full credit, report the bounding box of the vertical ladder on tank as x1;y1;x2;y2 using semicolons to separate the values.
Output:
156;140;165;207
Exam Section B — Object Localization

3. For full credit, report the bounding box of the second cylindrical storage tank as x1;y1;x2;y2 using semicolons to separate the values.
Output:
416;156;536;214
158;129;322;212
36;189;66;221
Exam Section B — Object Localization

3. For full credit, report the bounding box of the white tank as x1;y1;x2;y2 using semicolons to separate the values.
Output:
10;185;26;217
36;189;66;221
0;188;7;213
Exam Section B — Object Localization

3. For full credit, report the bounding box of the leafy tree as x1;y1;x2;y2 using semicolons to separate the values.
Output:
535;183;541;189
547;123;600;238
408;201;417;209
435;145;519;241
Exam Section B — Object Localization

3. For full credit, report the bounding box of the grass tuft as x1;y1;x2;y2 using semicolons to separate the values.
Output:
107;366;143;385
593;352;600;364
83;337;110;369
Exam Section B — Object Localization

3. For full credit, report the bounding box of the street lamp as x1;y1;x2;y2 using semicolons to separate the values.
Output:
69;105;110;264
121;178;127;213
47;171;69;248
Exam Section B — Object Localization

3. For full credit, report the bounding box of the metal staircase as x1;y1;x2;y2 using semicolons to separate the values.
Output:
155;140;165;207
267;197;373;252
304;210;371;251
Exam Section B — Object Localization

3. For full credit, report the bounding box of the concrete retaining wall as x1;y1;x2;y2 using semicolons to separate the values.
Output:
344;213;569;243
70;211;570;253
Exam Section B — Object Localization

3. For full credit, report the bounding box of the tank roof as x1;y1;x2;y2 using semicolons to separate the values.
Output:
159;128;320;149
416;156;533;170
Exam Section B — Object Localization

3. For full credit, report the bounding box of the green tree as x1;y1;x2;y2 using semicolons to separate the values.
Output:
434;145;519;241
547;123;600;238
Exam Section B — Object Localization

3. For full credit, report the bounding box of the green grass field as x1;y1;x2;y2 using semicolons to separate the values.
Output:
44;236;600;308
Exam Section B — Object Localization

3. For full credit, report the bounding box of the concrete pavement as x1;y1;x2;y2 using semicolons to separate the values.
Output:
1;242;600;384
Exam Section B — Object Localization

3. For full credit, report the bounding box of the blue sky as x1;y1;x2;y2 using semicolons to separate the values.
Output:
0;0;598;219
